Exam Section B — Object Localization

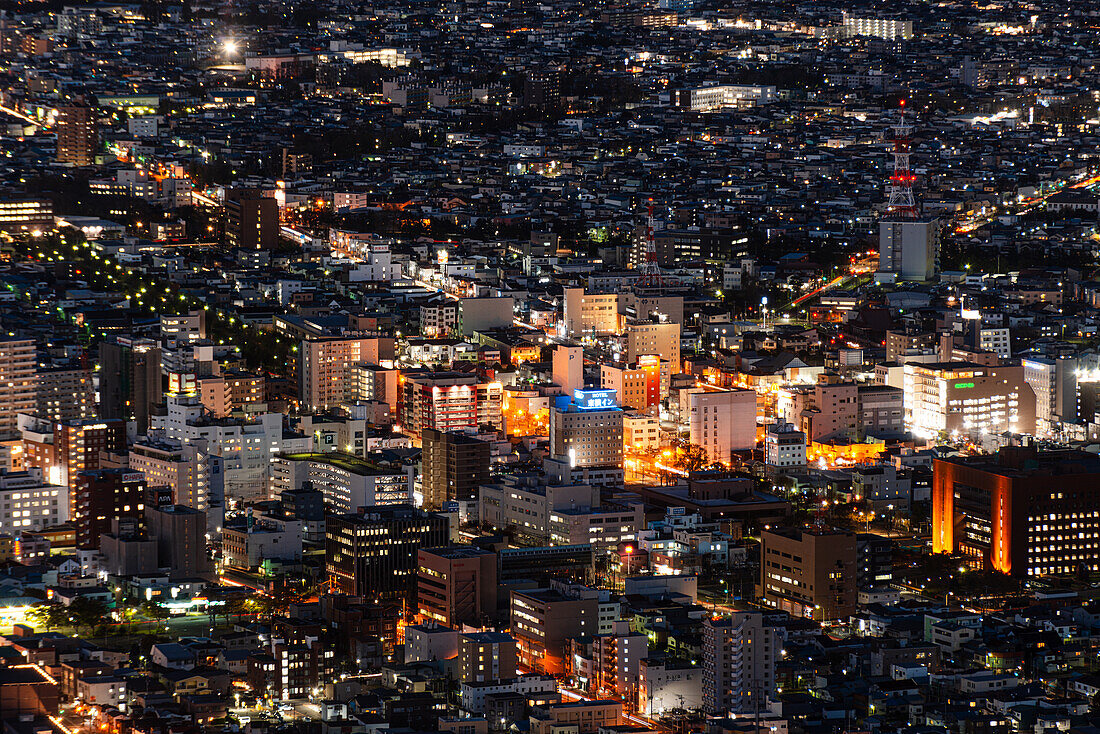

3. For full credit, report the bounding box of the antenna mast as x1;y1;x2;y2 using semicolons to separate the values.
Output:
637;198;666;289
887;100;918;218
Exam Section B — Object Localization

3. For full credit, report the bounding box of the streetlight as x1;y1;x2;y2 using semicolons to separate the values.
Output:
761;296;768;330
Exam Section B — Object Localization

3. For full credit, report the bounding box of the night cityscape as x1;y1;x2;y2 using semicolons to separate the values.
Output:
2;2;1100;734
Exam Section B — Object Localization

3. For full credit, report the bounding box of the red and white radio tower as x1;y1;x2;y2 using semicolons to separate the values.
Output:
637;198;665;289
887;100;919;218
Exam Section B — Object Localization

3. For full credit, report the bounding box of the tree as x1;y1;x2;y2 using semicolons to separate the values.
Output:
26;602;69;632
68;597;109;636
141;600;170;623
672;441;709;474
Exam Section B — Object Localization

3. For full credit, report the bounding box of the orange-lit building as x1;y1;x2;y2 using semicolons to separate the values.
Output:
932;446;1100;576
807;439;886;467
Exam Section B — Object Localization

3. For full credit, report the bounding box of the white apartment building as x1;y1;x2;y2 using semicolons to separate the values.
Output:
702;612;784;715
0;467;69;536
272;452;413;512
687;388;757;465
348;244;402;282
420;301;460;337
764;423;807;467
623;411;660;452
150;394;310;501
129;439;220;514
842;14;914;40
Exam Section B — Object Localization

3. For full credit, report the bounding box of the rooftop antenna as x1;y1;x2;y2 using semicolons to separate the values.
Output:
887;100;919;219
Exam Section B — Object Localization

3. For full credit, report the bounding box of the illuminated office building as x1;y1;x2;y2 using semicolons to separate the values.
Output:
933;445;1100;577
903;362;1035;438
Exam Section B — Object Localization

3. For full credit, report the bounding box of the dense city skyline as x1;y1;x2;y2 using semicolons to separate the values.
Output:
2;2;1100;734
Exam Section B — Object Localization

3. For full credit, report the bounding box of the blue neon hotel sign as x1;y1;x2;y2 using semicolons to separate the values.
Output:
574;388;618;410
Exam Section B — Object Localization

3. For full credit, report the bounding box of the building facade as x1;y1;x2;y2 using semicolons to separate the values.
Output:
687;388;757;465
0;467;69;536
903;362;1036;438
326;506;449;599
758;526;857;621
0;338;35;438
702;612;783;715
550;390;624;469
932;445;1100;576
421;428;490;509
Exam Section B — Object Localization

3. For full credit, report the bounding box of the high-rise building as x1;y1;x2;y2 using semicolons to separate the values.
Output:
568;621;648;702
687;388;757;465
459;631;518;683
398;371;503;440
856;384;906;439
195;370;266;417
73;468;146;549
150;393;309;502
54;418;128;491
877;217;939;282
350;363;400;413
702;612;783;715
55;103;97;166
857;533;894;590
523;66;561;109
299;335;394;412
1022;355;1079;435
144;503;209;579
932;445;1100;576
417;546;497;627
625;321;680;373
600;363;650;411
777;381;858;443
511;584;600;676
35;366;95;422
758;526;857;621
902;362;1036;438
842;13;915;40
421;428;490;509
128;439;220;515
326;505;449;599
885;329;939;362
0;467;69;536
160;311;207;346
99;336;163;434
552;344;584;395
563;288;620;337
225;188;278;250
0;338;35;438
419;301;460;337
272;451;413;512
550;389;623;469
